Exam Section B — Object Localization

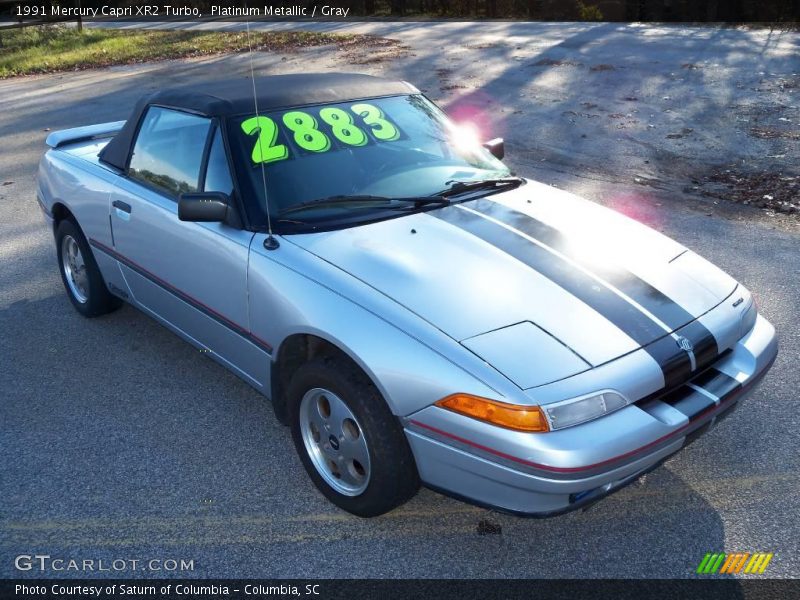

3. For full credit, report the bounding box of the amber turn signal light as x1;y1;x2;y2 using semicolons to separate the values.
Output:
435;394;550;433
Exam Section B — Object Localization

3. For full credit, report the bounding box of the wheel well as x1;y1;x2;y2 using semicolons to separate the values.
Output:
271;334;363;425
51;202;75;233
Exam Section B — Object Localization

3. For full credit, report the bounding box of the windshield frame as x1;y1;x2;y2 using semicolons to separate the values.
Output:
225;93;515;234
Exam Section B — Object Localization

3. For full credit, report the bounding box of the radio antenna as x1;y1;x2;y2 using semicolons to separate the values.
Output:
245;13;279;250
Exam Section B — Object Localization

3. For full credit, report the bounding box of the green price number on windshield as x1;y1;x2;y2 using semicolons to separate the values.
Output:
282;111;331;153
351;103;400;141
244;103;401;164
240;116;289;164
320;107;368;146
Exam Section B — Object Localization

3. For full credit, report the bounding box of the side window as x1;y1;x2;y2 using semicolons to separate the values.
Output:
203;128;234;195
129;107;211;196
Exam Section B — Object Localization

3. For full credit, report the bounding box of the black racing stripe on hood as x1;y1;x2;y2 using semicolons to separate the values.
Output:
430;206;693;378
465;198;722;378
644;335;694;390
679;320;721;372
468;199;699;331
431;205;665;344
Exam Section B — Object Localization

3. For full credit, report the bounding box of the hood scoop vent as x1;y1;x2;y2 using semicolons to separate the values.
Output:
461;322;591;389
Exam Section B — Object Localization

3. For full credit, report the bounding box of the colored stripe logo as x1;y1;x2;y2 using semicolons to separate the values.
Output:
696;552;773;574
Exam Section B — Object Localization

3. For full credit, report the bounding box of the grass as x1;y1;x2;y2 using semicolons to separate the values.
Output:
0;25;355;78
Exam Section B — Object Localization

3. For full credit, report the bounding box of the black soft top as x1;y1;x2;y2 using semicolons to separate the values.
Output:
99;72;418;171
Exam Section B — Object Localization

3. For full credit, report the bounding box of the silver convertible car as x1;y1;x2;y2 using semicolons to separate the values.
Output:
37;73;777;517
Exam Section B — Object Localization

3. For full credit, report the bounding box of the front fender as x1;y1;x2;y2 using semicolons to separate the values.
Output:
248;235;523;416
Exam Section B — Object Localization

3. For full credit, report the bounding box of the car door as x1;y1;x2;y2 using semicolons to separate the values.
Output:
106;106;268;387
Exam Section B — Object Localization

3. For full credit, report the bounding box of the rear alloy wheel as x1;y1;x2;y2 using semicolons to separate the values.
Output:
55;219;121;317
61;233;90;304
288;357;420;517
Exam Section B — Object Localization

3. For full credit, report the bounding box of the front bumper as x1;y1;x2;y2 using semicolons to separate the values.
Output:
404;313;777;516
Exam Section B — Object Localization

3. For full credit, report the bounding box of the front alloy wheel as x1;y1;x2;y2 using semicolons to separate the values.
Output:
288;357;420;517
299;388;371;496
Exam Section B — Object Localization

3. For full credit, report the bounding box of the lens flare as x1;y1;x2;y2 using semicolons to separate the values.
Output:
449;121;482;154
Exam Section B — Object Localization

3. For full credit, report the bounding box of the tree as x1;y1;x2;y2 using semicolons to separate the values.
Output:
391;0;406;15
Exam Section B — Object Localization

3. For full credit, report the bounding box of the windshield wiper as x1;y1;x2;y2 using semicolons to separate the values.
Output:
436;176;525;198
277;194;449;217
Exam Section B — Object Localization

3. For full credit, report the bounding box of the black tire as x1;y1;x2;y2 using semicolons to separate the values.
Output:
288;356;420;517
55;218;122;318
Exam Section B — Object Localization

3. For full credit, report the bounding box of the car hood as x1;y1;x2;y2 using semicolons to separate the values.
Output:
288;181;737;387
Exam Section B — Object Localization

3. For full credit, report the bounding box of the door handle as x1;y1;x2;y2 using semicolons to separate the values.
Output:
112;200;132;214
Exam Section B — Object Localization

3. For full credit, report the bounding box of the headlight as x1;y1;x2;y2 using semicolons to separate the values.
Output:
543;391;629;430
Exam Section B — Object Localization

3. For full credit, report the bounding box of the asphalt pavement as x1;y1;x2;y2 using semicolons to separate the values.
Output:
0;22;798;579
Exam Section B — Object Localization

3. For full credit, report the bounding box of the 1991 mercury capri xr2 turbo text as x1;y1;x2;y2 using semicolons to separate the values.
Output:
37;73;777;517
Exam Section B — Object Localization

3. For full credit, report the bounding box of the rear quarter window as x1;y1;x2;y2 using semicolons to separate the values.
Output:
128;107;211;196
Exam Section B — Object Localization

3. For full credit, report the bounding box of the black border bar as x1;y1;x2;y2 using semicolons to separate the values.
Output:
2;579;797;600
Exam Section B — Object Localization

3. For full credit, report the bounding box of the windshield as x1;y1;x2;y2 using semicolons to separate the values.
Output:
227;94;510;229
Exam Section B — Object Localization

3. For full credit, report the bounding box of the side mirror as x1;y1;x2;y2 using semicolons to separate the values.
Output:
178;192;230;222
482;138;505;160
